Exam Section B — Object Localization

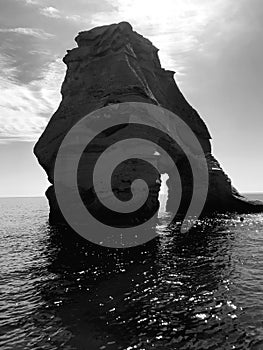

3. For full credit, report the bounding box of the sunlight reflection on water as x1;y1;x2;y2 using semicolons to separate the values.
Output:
0;197;263;349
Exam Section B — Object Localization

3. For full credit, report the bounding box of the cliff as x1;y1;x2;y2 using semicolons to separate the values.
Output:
34;21;263;226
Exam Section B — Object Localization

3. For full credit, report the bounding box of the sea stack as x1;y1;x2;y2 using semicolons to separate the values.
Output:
34;21;263;224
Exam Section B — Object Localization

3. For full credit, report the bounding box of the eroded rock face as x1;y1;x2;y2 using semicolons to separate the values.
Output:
34;21;263;224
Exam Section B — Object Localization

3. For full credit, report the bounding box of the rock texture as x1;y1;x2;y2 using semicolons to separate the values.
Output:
34;22;263;224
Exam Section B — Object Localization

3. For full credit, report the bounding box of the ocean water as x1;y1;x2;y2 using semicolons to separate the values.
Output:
0;196;263;350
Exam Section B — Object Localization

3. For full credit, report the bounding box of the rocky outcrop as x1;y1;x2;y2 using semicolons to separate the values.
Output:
34;22;263;225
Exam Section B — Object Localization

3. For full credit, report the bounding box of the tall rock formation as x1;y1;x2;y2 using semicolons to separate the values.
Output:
34;22;263;225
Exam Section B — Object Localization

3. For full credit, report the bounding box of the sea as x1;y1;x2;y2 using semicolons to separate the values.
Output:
0;194;263;350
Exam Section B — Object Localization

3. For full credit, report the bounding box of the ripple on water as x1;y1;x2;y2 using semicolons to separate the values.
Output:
0;198;263;350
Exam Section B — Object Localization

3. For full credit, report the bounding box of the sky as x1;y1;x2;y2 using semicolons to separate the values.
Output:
0;0;262;197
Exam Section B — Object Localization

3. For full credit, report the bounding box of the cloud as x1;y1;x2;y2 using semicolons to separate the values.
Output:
65;14;82;22
86;0;231;73
0;53;65;142
1;0;228;142
40;6;61;18
0;27;54;39
24;0;41;4
0;0;261;146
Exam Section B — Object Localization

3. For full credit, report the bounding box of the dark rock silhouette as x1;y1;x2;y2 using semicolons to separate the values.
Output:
34;21;263;224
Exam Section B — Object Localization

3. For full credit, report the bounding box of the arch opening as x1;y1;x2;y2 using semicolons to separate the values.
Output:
158;173;169;216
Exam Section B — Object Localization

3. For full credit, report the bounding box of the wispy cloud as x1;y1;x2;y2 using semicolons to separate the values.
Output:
0;27;54;39
0;54;65;142
88;0;230;73
40;6;61;18
0;0;261;147
24;0;41;4
65;14;82;22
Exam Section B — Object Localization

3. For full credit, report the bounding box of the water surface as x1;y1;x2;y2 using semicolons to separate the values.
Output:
0;197;263;349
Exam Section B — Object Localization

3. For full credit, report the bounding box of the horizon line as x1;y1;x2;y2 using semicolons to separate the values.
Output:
1;192;263;199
